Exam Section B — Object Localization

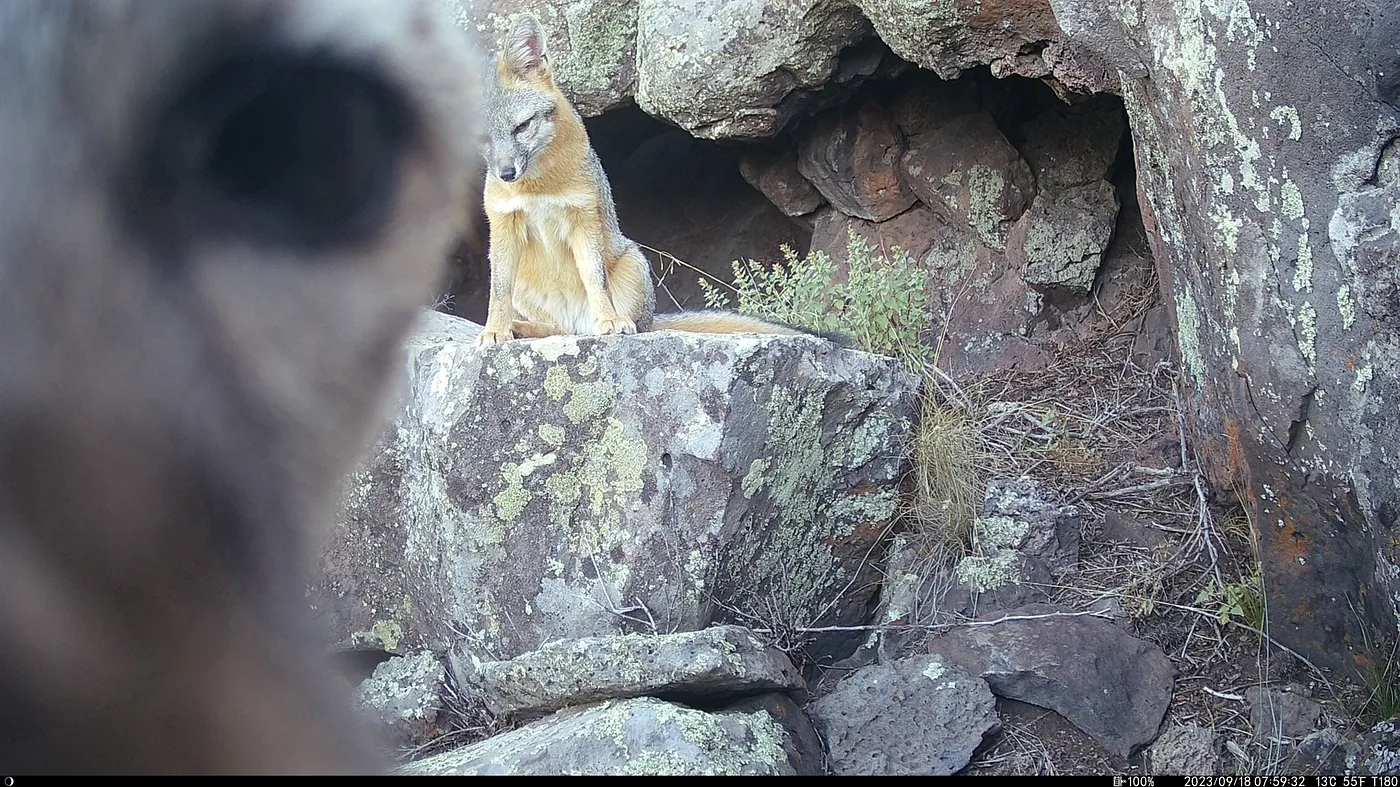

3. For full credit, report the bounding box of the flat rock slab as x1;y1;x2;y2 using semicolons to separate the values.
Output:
475;625;804;717
808;654;998;775
927;605;1175;758
400;695;819;775
1246;684;1322;743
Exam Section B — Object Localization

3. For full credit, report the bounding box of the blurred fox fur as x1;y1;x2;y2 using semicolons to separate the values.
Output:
0;0;480;773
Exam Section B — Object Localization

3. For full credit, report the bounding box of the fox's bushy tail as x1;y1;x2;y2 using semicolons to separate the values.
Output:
654;310;809;336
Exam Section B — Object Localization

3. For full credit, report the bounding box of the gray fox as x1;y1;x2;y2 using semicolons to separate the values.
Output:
477;13;807;345
0;0;480;773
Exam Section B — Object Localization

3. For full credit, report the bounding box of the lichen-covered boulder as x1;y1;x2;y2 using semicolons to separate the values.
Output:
1053;0;1400;675
355;651;449;754
635;0;870;139
447;0;1110;139
446;0;639;116
1009;181;1120;294
947;477;1083;614
900;111;1036;251
472;626;805;717
854;0;1051;78
1004;95;1125;294
399;695;820;775
310;311;916;666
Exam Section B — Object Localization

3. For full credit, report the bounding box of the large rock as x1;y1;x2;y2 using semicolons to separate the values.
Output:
797;98;918;222
1003;92;1125;294
355;651;448;754
808;654;999;775
948;478;1083;614
635;0;870;139
473;626;804;717
1008;181;1120;294
927;603;1175;758
901;111;1036;251
310;311;917;666
853;0;1110;94
739;147;826;218
401;695;820;775
1054;0;1400;675
450;0;1119;138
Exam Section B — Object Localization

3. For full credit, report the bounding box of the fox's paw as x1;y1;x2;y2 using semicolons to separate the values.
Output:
476;327;515;347
595;315;637;335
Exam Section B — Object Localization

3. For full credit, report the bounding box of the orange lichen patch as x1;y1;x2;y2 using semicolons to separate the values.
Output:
1225;418;1246;478
838;517;891;547
1264;511;1312;570
830;485;896;547
852;518;886;540
1344;344;1365;373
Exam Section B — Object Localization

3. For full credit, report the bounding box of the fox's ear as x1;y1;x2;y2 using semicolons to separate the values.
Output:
503;13;548;79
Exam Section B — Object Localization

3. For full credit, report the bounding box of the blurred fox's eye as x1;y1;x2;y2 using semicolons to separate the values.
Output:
133;46;417;254
513;117;531;136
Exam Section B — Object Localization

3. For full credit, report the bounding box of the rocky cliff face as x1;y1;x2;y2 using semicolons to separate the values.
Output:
1055;0;1399;677
441;0;1399;683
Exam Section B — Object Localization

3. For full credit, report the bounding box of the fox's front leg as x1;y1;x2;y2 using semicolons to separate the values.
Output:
567;226;635;335
478;214;524;347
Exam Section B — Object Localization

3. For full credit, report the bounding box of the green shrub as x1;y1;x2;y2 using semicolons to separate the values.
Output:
1195;567;1266;630
700;230;933;368
702;230;985;555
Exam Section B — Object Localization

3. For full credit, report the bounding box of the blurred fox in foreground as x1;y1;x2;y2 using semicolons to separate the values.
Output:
0;0;480;773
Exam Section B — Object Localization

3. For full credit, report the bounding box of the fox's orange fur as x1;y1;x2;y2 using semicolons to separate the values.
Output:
478;14;806;346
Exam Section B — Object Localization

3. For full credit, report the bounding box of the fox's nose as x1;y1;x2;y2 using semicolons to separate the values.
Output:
498;164;517;182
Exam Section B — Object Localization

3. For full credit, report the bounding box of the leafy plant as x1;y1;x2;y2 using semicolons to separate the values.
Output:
700;230;933;368
701;230;989;555
1195;567;1266;629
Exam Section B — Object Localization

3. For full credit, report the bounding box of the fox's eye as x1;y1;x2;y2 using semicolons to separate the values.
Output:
513;118;532;136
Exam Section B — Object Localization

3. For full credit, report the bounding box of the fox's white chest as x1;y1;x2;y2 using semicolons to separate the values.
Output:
493;192;591;245
491;191;598;333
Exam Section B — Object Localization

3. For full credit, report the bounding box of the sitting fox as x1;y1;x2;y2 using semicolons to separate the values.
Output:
478;13;806;345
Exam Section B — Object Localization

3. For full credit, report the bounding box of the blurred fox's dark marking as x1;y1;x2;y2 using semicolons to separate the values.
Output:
0;0;481;773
